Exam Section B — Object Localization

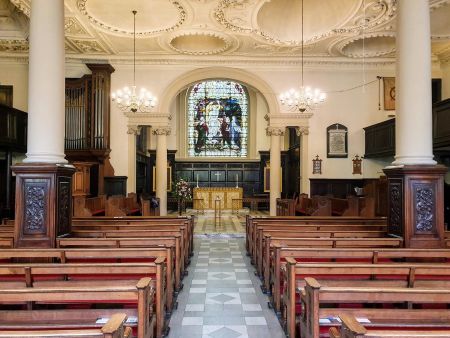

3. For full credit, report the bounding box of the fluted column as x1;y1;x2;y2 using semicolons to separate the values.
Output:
392;0;435;166
127;125;140;194
267;127;284;216
153;127;171;216
23;0;66;164
297;126;310;195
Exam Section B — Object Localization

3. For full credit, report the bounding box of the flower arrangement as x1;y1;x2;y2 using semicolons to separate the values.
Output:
174;178;192;201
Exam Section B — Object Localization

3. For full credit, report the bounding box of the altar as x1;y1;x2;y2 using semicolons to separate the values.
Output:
193;187;243;210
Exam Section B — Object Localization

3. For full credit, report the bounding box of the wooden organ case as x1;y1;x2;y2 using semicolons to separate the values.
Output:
65;64;115;197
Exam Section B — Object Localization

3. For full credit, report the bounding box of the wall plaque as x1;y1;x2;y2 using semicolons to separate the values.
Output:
327;124;348;158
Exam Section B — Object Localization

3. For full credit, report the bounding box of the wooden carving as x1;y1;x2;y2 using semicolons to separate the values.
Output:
57;178;71;236
23;182;47;234
388;181;402;236
414;184;435;233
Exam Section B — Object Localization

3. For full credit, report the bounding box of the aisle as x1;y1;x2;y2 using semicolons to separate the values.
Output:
167;237;285;338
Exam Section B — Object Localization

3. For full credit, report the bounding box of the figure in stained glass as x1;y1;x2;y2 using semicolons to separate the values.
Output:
187;80;248;157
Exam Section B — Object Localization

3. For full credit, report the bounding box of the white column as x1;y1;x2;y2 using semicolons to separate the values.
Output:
23;0;66;164
392;0;436;166
127;126;139;194
297;126;310;195
267;127;284;216
153;127;171;216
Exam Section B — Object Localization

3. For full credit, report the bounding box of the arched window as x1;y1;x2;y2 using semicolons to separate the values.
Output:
187;80;248;157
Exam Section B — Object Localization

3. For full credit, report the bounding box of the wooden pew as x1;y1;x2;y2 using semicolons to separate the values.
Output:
270;247;450;315
245;216;387;256
330;196;359;216
0;313;132;338
301;278;450;338
256;229;389;279
331;314;450;338
74;195;107;217
72;216;194;258
276;198;297;216
0;247;176;313
141;196;160;216
0;263;166;338
56;237;183;292
256;236;402;281
284;263;450;338
69;228;188;274
0;278;155;338
105;195;141;217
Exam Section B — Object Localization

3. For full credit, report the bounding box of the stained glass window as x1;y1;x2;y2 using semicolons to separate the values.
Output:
187;80;248;157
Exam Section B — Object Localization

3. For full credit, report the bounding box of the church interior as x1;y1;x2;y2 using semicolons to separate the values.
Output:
0;0;450;337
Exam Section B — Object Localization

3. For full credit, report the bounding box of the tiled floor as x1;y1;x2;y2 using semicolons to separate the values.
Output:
167;237;285;338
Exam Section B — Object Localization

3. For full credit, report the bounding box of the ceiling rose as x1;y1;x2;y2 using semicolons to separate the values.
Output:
168;32;233;55
338;34;396;58
77;0;186;36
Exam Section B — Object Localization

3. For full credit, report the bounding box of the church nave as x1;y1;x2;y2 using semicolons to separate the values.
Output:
167;236;285;338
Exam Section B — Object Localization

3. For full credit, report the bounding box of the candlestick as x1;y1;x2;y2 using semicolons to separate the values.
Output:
235;174;238;188
196;174;199;188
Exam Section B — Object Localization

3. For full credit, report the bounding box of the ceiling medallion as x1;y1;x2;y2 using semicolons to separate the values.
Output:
168;31;233;55
215;0;396;47
333;32;396;58
76;0;187;37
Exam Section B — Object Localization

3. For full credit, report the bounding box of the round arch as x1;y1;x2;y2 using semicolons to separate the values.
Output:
159;67;280;116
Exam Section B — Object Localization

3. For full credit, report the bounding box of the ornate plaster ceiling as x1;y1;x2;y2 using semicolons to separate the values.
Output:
0;0;449;64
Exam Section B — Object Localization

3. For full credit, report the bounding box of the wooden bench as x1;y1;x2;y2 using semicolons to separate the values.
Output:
105;195;141;217
69;228;189;274
301;277;450;338
140;197;160;216
256;236;403;283
270;247;450;315
284;263;450;338
74;195;107;217
331;313;450;338
0;313;131;338
0;278;155;338
56;237;183;293
72;216;194;258
0;247;176;313
0;262;166;338
256;229;389;279
245;216;387;256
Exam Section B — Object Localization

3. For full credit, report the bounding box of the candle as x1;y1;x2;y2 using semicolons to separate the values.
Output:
236;174;238;187
196;174;199;187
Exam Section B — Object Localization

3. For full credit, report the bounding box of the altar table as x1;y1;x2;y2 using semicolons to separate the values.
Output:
193;187;243;210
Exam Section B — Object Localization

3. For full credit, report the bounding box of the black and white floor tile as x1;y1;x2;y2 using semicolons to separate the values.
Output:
167;237;285;338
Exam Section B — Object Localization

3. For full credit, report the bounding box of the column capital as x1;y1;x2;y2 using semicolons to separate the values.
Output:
266;126;285;136
127;125;141;135
152;127;171;136
296;126;309;136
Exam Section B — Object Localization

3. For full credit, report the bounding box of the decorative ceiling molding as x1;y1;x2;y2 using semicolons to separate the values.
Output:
76;0;187;37
330;32;396;58
214;0;396;47
65;17;90;37
165;30;236;55
0;39;28;52
67;38;108;54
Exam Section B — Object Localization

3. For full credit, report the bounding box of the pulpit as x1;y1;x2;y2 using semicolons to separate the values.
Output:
193;187;243;210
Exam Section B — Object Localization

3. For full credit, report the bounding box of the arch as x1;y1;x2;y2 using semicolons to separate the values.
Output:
159;67;280;116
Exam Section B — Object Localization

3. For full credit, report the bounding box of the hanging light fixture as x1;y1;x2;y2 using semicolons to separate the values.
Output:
111;10;157;113
279;0;326;113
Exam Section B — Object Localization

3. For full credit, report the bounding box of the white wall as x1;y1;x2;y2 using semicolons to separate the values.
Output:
0;61;28;111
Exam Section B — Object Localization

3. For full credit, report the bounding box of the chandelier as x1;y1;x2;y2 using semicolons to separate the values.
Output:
111;10;157;113
279;0;326;113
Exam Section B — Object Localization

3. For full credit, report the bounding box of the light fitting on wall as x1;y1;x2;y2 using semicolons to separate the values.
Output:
111;10;157;113
279;0;326;113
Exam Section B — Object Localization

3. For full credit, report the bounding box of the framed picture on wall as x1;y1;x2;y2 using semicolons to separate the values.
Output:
263;163;282;192
0;85;13;107
327;124;348;158
152;166;172;192
383;77;395;111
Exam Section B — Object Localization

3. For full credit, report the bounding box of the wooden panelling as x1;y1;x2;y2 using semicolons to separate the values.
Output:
363;118;395;158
